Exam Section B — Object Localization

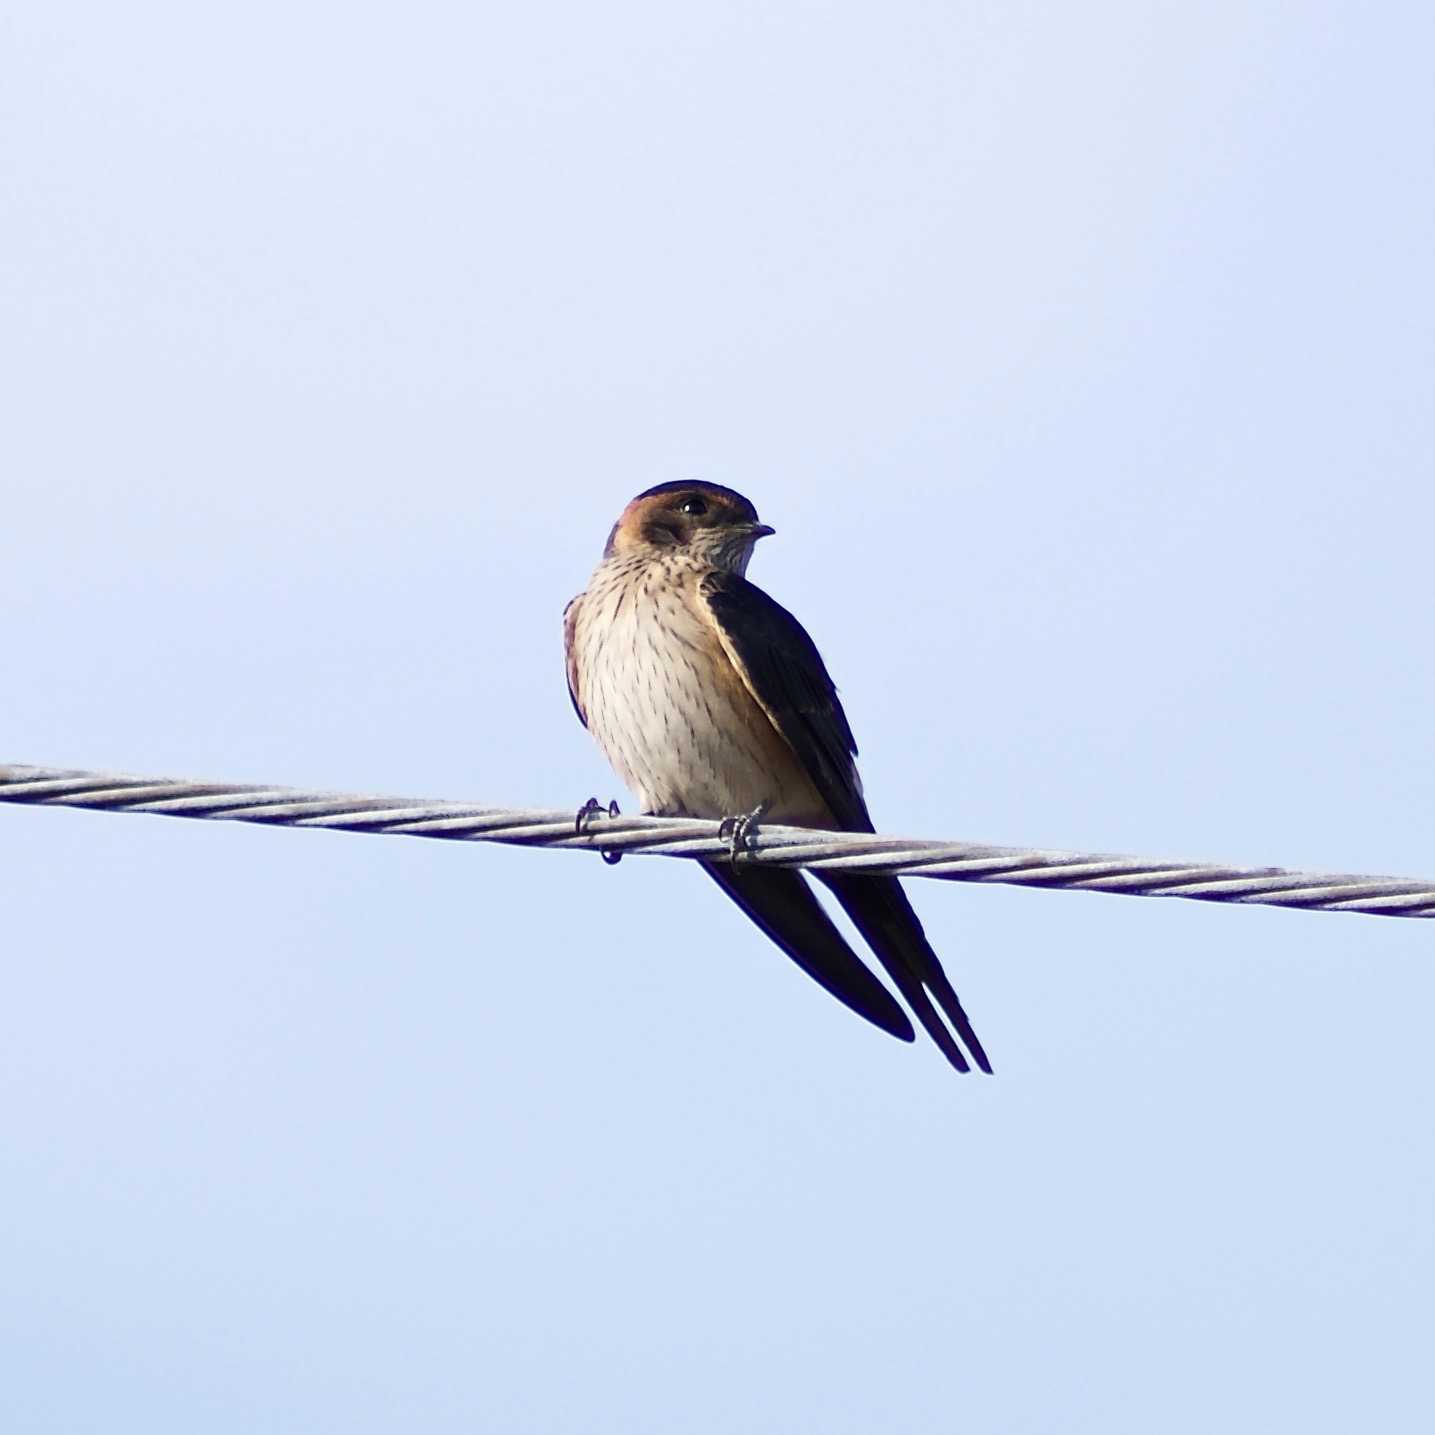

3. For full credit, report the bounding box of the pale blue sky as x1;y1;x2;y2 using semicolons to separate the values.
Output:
4;3;1433;1431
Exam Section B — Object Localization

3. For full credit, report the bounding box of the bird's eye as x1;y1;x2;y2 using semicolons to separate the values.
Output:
678;496;708;516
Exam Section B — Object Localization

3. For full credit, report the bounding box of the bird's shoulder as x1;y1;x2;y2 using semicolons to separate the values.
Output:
562;591;587;727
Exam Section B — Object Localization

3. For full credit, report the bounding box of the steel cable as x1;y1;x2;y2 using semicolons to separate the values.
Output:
4;763;1432;919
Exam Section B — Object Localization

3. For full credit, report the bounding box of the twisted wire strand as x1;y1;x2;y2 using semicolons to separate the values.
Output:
3;762;1433;918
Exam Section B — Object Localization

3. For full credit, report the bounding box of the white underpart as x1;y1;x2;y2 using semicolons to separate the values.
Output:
571;553;831;824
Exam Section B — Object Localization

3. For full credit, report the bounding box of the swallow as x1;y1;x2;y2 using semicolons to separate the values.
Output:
563;481;991;1074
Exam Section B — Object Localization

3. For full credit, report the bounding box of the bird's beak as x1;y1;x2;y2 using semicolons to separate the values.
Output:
747;523;776;540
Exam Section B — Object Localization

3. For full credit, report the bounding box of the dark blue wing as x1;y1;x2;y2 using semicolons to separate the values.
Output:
698;571;872;832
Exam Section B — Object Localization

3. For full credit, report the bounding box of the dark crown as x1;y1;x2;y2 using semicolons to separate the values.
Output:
633;481;760;524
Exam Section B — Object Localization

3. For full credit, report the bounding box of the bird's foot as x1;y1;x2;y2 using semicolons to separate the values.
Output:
718;802;769;864
574;796;620;834
574;797;624;864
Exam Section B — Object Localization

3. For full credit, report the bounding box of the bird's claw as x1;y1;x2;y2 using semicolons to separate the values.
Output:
574;797;623;864
574;796;619;834
718;802;768;864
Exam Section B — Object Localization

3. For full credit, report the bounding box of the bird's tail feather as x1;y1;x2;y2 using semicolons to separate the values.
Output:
702;862;915;1044
817;873;992;1075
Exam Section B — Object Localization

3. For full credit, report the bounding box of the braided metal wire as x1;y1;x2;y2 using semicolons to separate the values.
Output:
3;762;1433;918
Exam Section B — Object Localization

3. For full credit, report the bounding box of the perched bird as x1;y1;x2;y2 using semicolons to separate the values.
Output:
564;481;990;1074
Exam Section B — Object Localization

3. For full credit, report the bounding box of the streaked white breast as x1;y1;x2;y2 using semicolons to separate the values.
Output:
571;557;828;824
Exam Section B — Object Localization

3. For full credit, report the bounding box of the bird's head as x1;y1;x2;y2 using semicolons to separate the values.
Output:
605;481;775;574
